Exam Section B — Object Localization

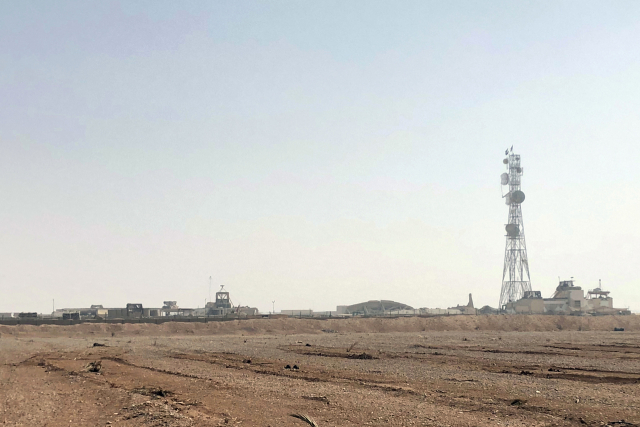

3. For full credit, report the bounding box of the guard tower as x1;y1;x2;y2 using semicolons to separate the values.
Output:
499;148;532;308
215;285;232;309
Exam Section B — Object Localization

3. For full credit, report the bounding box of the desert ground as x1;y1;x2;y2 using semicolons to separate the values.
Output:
1;315;639;426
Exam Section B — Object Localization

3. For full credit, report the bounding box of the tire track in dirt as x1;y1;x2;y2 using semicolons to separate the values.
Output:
169;351;420;394
282;344;640;386
167;350;610;425
14;351;231;426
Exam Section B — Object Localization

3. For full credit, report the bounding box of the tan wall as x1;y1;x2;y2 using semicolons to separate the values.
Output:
514;299;544;314
586;298;613;310
569;290;585;300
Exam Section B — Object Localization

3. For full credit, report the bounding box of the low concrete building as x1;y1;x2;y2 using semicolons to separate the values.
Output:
280;310;313;316
236;306;259;316
506;280;630;315
420;308;448;315
336;306;348;315
505;291;544;314
108;308;127;318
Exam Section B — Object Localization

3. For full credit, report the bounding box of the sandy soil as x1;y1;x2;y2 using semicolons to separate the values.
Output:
1;315;638;426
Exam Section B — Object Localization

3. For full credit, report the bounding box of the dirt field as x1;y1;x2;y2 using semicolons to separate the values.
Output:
1;315;639;426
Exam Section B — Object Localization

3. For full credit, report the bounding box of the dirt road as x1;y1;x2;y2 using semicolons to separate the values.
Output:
1;316;638;426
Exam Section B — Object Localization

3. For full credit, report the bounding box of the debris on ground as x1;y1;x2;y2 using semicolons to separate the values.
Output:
118;400;194;426
302;395;330;405
85;360;102;373
291;413;319;426
132;387;173;398
614;328;625;332
348;352;374;360
92;342;106;347
510;399;527;406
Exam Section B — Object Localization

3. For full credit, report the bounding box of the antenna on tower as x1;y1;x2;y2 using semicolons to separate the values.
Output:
499;148;532;308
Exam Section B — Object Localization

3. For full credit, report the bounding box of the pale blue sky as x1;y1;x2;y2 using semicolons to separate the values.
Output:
1;1;639;313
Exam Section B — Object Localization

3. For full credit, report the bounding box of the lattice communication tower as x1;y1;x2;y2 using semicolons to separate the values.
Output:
499;148;532;308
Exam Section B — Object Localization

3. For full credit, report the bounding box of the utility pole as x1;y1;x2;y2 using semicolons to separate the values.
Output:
272;300;275;314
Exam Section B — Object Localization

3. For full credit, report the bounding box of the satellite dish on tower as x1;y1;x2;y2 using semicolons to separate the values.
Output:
505;224;520;237
499;147;532;309
511;190;525;204
500;173;509;185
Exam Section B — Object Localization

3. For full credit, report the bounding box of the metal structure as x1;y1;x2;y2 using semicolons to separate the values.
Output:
126;303;144;318
215;285;232;309
499;148;532;308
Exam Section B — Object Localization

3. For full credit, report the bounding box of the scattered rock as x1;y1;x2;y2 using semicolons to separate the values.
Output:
519;370;534;376
510;399;527;406
92;342;106;347
243;359;251;364
285;364;291;369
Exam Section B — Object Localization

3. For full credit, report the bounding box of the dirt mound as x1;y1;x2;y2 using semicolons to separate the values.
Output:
0;314;638;338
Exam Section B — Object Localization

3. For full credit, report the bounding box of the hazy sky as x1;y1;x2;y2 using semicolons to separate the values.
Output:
1;1;639;314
